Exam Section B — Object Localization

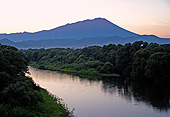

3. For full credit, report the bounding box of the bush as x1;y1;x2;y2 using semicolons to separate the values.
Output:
9;106;35;117
99;62;114;73
0;72;11;91
1;78;43;107
0;104;8;117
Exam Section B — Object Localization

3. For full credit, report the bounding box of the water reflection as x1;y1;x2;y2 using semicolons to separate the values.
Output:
100;77;170;112
28;66;170;117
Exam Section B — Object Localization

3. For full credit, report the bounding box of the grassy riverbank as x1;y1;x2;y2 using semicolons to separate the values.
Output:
37;88;69;117
29;61;120;78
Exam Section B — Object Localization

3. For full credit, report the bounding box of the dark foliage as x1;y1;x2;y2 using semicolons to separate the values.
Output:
0;44;43;116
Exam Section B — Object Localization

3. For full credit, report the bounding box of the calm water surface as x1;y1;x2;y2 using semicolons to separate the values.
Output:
28;66;170;117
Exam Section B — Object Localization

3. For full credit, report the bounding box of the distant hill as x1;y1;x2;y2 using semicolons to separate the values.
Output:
0;18;138;42
0;18;169;48
1;35;170;49
0;38;30;48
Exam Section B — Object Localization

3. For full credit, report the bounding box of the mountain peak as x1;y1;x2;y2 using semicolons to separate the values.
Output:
91;17;111;22
50;17;111;30
83;17;108;22
45;17;138;39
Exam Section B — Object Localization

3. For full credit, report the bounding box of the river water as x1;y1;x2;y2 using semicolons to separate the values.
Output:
28;66;170;117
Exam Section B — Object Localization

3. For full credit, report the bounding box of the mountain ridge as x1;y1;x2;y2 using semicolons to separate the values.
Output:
0;18;139;41
1;35;170;49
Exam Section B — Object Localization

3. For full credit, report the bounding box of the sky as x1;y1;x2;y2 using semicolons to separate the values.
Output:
0;0;170;38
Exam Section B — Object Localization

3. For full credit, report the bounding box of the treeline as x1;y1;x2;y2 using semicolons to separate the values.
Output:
25;41;170;83
0;44;68;116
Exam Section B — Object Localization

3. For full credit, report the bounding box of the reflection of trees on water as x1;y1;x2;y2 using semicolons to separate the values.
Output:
100;77;170;111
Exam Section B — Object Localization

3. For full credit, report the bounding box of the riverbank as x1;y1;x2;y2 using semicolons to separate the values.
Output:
37;88;69;117
29;62;120;78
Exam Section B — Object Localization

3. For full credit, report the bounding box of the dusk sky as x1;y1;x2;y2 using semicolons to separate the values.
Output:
0;0;170;38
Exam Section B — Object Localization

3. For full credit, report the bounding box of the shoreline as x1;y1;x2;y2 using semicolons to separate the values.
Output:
37;88;70;117
29;64;120;78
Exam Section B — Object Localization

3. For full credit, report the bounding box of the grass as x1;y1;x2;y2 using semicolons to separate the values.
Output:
29;61;120;78
36;88;69;117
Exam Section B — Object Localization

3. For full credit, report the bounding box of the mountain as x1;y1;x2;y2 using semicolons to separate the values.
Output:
0;18;169;48
0;18;139;41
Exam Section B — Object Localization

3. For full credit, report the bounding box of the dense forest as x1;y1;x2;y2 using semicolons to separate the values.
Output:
25;41;170;84
0;44;68;116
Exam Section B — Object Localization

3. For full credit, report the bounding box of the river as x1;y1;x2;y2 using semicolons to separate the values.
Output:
28;66;170;117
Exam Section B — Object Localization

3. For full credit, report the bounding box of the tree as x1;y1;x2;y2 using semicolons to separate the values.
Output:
131;49;150;80
74;55;87;64
99;62;114;73
115;43;132;76
145;52;170;82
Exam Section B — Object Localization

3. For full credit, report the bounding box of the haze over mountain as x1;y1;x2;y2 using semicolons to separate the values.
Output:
0;18;169;48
